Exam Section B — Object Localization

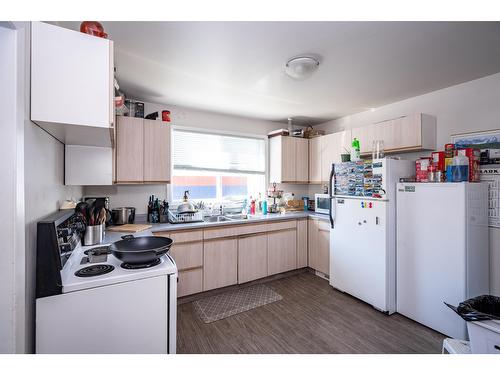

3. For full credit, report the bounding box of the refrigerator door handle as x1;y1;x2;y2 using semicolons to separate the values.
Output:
329;163;334;196
329;164;335;229
330;198;336;229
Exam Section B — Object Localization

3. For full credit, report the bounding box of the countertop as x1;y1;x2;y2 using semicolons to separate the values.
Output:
138;211;329;233
99;211;329;244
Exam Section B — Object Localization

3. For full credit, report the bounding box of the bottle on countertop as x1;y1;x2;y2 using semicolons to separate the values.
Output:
250;199;256;215
147;195;154;222
351;137;361;162
262;199;268;215
241;198;248;215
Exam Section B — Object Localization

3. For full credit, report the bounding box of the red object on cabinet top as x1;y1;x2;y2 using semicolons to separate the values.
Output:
80;21;108;39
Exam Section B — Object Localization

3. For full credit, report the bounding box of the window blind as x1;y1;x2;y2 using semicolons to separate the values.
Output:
173;130;266;174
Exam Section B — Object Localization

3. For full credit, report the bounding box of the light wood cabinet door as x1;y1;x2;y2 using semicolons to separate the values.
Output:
321;133;337;183
169;242;203;271
352;124;376;155
308;218;330;275
143;119;171;182
268;229;297;275
297;219;308;268
238;233;268;284
308;219;318;269
317;220;331;275
203;238;238;291
178;269;203;297
116;116;144;182
309;137;322;183
281;136;296;182
295;137;309;183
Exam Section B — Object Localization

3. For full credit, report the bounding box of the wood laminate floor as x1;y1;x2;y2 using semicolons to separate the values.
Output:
177;271;444;354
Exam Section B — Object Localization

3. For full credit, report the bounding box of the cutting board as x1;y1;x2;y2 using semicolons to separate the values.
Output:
107;224;152;233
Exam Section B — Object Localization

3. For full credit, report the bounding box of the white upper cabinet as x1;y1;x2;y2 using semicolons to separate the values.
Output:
31;22;114;147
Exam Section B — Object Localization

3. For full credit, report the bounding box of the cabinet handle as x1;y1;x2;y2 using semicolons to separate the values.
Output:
494;345;500;351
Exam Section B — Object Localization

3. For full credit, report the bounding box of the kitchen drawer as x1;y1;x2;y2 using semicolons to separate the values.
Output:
178;268;203;297
155;229;203;244
203;220;297;240
169;242;203;271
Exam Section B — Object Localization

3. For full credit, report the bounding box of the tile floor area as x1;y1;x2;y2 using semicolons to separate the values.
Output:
177;271;444;354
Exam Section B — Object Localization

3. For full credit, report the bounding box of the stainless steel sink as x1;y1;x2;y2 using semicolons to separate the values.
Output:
204;215;232;223
224;214;249;220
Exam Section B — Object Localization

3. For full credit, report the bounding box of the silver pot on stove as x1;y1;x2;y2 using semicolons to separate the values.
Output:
111;207;136;225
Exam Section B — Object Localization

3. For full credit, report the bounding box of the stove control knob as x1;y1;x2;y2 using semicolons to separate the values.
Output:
59;242;72;253
58;227;72;238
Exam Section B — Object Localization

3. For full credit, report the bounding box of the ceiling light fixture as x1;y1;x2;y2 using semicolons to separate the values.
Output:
284;56;320;80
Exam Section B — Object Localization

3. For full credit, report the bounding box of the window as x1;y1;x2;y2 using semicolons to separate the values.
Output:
172;130;266;202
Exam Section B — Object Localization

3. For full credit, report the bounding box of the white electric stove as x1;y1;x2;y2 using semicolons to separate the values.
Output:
35;211;178;354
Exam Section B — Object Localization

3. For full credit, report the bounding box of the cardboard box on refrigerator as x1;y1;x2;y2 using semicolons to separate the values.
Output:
458;148;480;182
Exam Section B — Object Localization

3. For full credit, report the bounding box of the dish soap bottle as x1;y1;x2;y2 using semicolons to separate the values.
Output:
351;138;361;161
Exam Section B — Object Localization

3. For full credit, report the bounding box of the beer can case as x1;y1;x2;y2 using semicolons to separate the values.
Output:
458;148;480;182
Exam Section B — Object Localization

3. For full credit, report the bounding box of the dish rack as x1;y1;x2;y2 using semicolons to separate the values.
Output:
167;209;203;224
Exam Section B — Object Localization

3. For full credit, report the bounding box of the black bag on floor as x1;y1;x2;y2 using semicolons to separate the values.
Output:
445;295;500;321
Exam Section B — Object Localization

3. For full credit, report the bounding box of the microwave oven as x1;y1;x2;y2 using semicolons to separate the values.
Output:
314;194;330;214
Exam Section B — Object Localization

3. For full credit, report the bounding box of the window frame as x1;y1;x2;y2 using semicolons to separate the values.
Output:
168;125;269;203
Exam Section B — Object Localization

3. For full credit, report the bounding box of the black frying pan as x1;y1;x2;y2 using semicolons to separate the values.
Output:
110;235;173;264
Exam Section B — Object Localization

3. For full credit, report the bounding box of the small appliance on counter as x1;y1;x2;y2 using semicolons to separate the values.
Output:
314;193;330;215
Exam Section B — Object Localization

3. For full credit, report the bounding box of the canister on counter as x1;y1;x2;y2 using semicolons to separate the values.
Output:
162;110;171;122
427;164;437;183
134;102;144;118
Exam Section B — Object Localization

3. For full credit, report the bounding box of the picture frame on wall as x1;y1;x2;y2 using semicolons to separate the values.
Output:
451;129;500;228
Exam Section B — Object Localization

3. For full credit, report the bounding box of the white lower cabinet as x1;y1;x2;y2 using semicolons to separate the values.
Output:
267;229;297;275
238;233;268;284
308;218;330;275
203;238;238;291
164;219;310;297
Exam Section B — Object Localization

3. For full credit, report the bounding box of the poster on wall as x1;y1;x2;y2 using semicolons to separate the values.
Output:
451;129;500;228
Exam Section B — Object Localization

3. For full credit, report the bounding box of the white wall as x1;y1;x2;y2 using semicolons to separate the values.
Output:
315;72;500;295
0;23;23;355
85;100;309;213
17;22;83;353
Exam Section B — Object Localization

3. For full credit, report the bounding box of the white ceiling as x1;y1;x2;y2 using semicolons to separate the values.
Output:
55;21;500;124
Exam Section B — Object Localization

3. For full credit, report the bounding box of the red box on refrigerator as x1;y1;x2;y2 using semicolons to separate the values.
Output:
416;157;431;182
431;151;446;172
457;148;480;182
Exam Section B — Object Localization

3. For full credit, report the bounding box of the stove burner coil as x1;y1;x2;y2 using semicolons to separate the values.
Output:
84;246;111;255
75;264;115;277
121;258;162;270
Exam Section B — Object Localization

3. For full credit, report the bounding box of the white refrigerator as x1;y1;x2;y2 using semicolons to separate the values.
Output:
329;158;413;314
396;182;489;339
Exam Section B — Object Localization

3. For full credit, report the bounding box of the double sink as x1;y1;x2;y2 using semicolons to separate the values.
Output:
203;213;250;223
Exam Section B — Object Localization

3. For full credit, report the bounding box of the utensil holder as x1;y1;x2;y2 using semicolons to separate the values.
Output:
84;224;104;246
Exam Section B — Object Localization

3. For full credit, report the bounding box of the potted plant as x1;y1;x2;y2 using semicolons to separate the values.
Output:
341;147;351;162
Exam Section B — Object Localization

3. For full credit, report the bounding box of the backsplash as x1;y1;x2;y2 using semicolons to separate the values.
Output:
83;185;169;214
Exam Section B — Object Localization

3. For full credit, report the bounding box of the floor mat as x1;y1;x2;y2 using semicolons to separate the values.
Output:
193;284;283;323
